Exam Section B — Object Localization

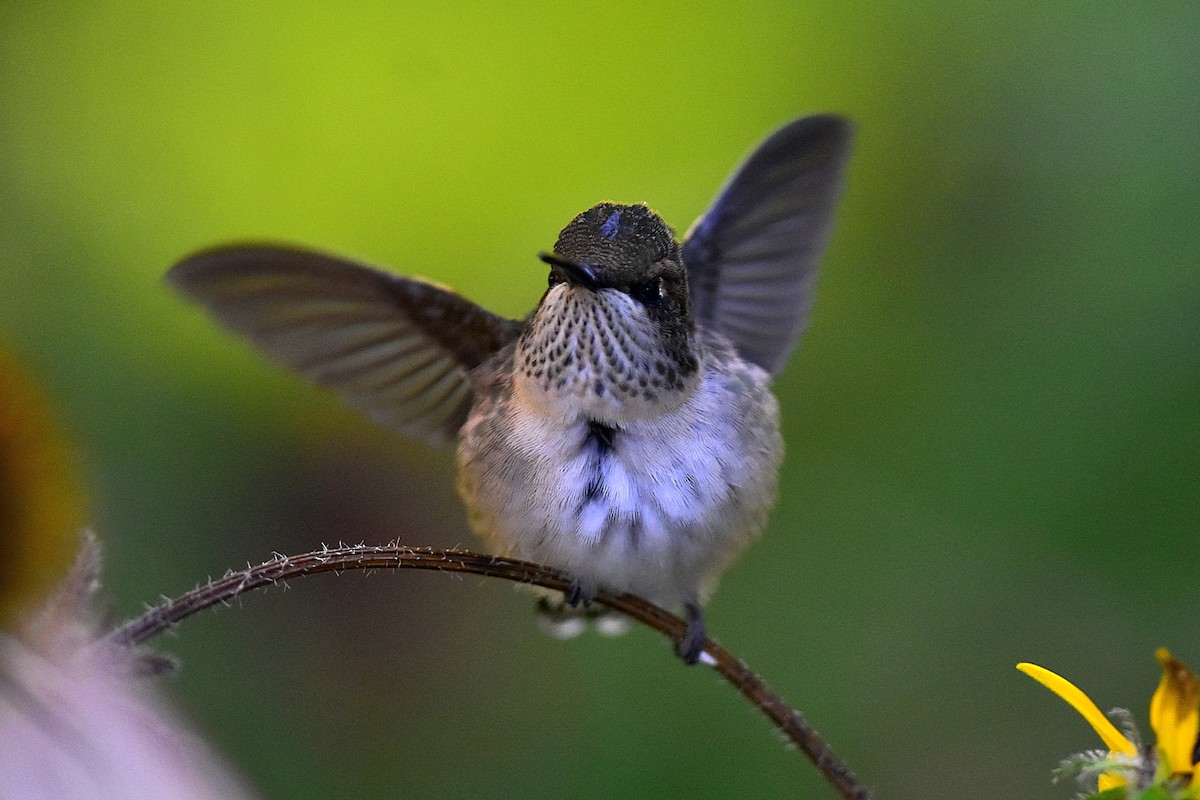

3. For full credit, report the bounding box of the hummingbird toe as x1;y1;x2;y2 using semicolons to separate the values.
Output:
534;589;624;640
676;602;707;665
534;603;588;640
564;578;596;608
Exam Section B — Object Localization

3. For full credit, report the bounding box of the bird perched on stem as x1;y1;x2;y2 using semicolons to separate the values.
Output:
168;115;853;663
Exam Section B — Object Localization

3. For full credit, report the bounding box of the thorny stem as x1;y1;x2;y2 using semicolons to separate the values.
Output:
105;543;873;800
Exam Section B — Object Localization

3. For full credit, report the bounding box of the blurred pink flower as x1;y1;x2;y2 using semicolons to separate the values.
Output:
0;534;258;800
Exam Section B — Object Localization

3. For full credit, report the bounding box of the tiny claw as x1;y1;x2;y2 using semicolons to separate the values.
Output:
676;602;706;665
564;579;595;608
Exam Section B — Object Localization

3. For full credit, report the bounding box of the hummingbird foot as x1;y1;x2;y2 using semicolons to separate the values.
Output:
534;589;624;640
534;595;589;639
564;578;596;608
676;602;707;665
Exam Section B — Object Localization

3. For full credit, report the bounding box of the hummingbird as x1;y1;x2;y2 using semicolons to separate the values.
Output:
168;115;853;663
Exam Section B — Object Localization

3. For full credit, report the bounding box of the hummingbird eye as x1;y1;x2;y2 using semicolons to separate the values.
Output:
628;276;666;308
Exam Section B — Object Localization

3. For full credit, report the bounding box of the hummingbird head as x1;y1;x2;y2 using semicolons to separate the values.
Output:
515;203;701;423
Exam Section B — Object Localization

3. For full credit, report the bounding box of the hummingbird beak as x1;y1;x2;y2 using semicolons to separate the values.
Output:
539;252;600;290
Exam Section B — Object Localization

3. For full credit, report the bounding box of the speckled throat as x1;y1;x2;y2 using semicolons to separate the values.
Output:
514;283;700;423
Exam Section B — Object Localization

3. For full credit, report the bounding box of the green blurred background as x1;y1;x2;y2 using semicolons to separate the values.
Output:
2;3;1198;797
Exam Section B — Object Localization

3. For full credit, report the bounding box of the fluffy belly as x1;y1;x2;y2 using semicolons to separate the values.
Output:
463;426;745;605
456;371;782;608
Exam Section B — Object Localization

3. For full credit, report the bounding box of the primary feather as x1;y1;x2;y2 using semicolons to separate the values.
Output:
168;244;523;447
683;115;853;375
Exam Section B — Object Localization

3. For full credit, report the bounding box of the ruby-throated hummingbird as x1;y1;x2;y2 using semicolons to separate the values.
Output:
168;115;853;663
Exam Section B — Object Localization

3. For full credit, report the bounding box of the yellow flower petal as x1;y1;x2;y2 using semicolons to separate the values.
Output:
1149;648;1199;777
1017;662;1138;756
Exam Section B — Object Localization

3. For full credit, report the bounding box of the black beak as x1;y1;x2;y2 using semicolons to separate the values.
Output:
539;252;600;290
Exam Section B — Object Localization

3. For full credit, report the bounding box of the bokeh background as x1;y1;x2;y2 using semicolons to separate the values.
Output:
2;3;1198;798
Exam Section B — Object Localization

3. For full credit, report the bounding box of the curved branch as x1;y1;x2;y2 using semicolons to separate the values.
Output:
105;543;872;800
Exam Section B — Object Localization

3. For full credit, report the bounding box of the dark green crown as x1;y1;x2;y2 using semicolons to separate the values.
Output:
553;203;678;282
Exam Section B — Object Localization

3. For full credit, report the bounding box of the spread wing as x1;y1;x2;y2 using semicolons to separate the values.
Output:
168;244;524;447
683;115;853;375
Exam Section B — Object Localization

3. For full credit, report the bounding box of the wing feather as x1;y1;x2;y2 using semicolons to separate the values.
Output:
683;115;853;375
168;244;523;447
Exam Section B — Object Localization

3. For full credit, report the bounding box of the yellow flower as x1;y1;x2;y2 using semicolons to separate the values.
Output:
1017;660;1138;791
1151;648;1200;783
1019;650;1200;794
